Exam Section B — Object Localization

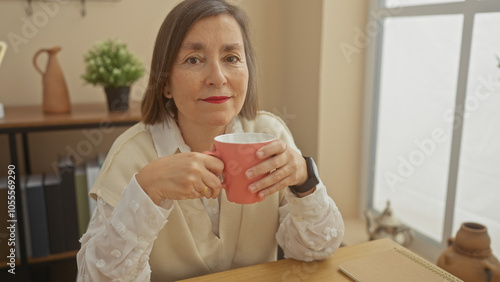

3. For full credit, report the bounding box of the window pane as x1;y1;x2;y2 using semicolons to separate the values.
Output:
373;15;463;241
384;0;464;8
454;12;500;256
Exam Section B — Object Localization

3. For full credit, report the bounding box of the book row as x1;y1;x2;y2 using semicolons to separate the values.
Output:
0;155;104;259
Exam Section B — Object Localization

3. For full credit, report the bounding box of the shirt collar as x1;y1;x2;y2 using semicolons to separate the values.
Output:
150;116;244;158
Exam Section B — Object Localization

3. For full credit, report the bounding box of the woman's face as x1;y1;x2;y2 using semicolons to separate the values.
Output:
165;14;249;129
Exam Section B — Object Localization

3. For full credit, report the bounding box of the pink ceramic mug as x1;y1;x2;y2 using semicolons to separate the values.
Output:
204;133;276;204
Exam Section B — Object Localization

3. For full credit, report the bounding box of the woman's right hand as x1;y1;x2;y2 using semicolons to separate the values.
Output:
136;152;224;205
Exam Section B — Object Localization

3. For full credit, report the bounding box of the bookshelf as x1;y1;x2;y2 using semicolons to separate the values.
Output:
27;250;79;265
0;103;141;281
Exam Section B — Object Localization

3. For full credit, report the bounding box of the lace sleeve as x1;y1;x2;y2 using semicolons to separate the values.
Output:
77;175;173;281
276;164;344;262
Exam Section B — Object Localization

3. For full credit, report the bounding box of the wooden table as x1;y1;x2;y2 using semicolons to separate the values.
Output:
179;239;407;281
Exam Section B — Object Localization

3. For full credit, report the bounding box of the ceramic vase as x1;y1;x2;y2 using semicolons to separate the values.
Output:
33;46;71;114
104;86;130;112
437;222;500;282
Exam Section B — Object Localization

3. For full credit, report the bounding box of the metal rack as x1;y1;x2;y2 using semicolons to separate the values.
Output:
23;0;120;17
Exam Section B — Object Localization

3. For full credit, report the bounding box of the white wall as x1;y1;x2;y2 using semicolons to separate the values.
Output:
318;0;368;217
0;0;174;106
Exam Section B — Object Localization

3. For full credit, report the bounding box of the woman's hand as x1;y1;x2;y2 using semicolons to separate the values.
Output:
136;153;224;205
244;140;309;199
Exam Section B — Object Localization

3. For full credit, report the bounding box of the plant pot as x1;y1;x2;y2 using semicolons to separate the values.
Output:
437;222;500;282
104;86;130;112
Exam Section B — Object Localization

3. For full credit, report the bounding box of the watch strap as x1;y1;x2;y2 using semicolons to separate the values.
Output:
290;156;319;194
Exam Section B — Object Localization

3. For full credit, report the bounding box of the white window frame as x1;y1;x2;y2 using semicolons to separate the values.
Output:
361;0;500;260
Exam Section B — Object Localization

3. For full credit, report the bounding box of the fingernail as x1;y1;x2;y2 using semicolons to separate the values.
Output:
249;184;256;193
245;170;254;179
259;191;266;198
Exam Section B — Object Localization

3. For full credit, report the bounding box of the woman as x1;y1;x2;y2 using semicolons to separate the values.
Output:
77;0;344;281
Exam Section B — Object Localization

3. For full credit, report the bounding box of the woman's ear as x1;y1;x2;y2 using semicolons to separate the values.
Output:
163;84;172;99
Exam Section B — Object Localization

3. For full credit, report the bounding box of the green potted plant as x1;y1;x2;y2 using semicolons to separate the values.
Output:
82;39;145;112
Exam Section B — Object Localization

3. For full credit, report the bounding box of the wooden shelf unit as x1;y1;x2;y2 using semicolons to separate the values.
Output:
0;250;78;268
0;103;141;280
0;103;141;132
27;250;79;265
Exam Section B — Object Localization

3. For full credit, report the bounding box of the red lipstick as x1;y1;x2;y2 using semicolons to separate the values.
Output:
202;96;230;104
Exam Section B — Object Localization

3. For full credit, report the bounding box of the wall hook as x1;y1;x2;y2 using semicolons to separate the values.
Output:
25;0;33;16
81;0;87;17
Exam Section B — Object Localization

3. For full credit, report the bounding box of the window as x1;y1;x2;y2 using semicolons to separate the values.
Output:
363;0;500;259
385;0;463;8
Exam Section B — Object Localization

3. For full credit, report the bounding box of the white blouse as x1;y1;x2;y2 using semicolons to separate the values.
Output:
77;117;344;281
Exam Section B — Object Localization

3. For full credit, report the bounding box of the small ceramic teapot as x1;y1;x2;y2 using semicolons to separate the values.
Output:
365;201;414;246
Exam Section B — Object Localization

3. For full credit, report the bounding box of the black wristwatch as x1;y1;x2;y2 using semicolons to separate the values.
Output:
290;156;319;195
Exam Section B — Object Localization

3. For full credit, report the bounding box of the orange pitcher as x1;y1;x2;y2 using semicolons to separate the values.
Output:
33;46;71;114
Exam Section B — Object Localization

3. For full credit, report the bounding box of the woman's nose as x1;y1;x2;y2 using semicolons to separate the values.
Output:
205;61;227;88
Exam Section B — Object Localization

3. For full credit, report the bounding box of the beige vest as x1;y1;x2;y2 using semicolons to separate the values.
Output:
90;112;296;281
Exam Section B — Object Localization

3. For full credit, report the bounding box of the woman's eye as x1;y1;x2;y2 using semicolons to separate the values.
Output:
226;56;240;63
186;57;200;65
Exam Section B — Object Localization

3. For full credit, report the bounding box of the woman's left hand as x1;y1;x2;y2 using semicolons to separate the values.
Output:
245;140;308;199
